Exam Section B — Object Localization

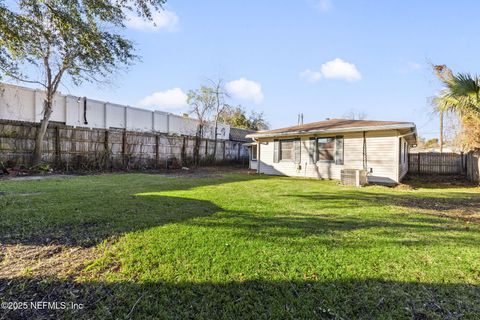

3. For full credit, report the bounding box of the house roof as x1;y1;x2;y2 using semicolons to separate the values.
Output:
246;118;417;144
229;127;257;142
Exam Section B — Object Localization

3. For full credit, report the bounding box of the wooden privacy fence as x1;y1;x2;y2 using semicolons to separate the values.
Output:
0;120;250;170
408;152;465;175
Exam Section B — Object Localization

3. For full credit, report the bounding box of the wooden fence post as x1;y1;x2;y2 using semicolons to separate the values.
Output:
55;126;61;167
104;130;110;170
417;153;420;173
155;135;159;168
122;130;127;168
460;151;465;174
181;136;187;167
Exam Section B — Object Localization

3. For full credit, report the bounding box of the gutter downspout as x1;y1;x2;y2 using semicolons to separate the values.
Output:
362;131;368;171
255;138;260;174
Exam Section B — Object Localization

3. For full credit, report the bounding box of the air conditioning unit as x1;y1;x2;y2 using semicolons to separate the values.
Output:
341;169;367;187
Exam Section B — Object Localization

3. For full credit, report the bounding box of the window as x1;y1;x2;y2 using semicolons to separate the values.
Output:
279;139;294;161
317;137;335;161
251;145;257;161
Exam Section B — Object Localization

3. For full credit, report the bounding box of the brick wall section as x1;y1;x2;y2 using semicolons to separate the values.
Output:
0;120;249;169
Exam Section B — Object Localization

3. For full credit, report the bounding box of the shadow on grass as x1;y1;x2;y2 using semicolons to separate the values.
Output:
1;276;479;319
3;196;223;247
0;173;265;247
285;189;480;209
283;190;480;222
186;210;478;248
1;172;478;248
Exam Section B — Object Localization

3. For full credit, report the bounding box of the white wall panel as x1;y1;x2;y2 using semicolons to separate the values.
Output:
106;103;125;129
154;111;169;133
127;107;152;131
0;82;231;139
0;84;36;122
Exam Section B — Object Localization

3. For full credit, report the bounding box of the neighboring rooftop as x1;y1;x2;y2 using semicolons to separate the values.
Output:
229;127;257;142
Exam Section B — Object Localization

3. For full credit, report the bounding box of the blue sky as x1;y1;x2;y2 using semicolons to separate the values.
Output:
58;0;480;139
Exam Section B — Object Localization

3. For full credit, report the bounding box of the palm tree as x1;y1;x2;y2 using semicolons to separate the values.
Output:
433;65;480;150
434;72;480;115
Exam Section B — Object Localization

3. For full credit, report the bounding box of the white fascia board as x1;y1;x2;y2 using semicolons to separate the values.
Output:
246;123;416;139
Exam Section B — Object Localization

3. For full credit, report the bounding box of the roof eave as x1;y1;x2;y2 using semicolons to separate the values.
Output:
246;123;416;139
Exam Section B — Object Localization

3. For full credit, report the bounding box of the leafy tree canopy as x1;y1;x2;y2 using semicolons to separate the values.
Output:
219;105;269;131
0;0;166;165
0;0;165;88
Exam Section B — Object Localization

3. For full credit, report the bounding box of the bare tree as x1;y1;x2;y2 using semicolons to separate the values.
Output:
343;109;368;120
187;86;215;165
208;79;230;159
432;64;453;153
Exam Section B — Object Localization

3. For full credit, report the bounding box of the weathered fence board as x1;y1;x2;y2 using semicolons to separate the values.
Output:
0;120;249;170
466;151;480;184
408;152;464;175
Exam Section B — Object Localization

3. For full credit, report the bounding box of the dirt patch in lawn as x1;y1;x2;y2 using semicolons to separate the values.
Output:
0;174;77;181
401;174;479;189
0;244;96;279
0;245;104;319
396;195;480;223
0;167;254;181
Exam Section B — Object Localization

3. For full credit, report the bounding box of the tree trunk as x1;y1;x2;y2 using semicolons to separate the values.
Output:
212;120;218;163
194;124;203;166
32;99;53;167
440;111;444;153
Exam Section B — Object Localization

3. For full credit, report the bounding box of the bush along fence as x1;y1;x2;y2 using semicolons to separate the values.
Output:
408;151;480;184
0;120;249;170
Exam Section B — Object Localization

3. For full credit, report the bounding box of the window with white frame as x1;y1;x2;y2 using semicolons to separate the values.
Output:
251;145;257;161
279;139;294;161
317;137;335;161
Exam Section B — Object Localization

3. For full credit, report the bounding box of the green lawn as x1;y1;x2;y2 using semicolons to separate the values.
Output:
1;172;480;319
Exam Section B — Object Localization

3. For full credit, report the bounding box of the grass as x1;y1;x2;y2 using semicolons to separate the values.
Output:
1;171;480;319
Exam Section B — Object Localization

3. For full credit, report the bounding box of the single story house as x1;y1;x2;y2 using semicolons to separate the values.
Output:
245;119;417;184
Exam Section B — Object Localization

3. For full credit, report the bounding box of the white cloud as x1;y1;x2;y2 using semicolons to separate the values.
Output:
300;69;322;82
301;58;362;82
138;88;188;110
313;0;332;12
321;58;362;81
126;9;179;32
226;78;264;104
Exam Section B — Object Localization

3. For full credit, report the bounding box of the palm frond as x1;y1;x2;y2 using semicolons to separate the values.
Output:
447;73;480;99
435;72;480;116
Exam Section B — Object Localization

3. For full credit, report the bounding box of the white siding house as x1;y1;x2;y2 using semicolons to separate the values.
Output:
246;119;417;184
